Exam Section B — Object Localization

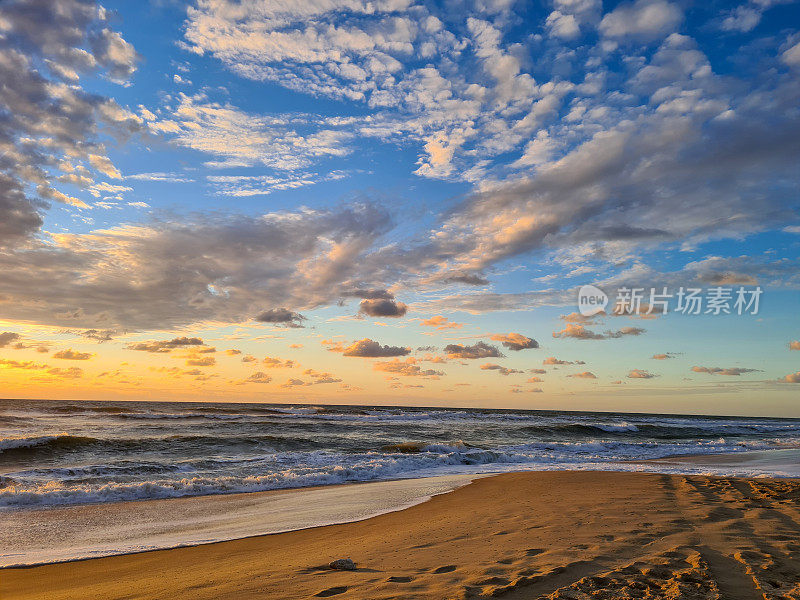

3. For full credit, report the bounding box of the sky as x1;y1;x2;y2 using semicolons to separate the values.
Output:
0;0;799;415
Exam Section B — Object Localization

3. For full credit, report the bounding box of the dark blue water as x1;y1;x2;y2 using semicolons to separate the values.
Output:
2;399;799;508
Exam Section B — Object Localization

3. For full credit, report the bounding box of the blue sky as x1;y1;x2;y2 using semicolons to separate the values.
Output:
0;0;799;413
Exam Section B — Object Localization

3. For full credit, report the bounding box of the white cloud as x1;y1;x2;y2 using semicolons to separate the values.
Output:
781;40;800;67
720;5;762;32
599;0;683;41
546;11;580;39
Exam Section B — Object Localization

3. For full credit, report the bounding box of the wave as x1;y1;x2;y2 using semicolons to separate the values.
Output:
0;438;770;508
0;431;325;459
0;434;95;454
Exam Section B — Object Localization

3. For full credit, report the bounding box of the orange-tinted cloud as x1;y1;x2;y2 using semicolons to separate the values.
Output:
628;369;657;379
420;315;462;330
490;333;539;351
53;349;93;360
691;366;760;376
373;357;444;377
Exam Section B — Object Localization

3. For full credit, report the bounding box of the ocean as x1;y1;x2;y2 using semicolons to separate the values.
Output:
3;399;800;510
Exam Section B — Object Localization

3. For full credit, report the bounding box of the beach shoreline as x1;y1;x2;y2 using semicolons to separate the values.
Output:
4;447;800;571
4;469;800;600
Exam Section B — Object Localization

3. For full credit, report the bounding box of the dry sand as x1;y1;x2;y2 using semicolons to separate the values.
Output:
4;471;800;599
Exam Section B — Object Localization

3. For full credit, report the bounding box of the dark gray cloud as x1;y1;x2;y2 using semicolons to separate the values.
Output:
359;298;408;318
445;341;504;359
341;339;410;357
0;175;44;243
0;0;142;239
127;337;204;353
441;273;490;286
254;308;306;327
0;332;21;347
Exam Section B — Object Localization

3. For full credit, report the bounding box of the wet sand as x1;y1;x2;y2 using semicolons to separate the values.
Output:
0;473;479;567
4;470;800;599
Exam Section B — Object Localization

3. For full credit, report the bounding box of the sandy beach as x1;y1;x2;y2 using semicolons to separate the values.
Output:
5;470;800;600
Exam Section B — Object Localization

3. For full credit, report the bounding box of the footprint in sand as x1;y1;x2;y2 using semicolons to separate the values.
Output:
475;576;511;585
314;586;348;597
526;548;545;556
387;576;413;583
433;565;457;574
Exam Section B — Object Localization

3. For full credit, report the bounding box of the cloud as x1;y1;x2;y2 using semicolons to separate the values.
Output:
359;298;408;318
480;363;523;376
44;366;83;379
441;273;490;286
543;356;584;365
0;359;48;370
527;376;543;383
75;329;117;342
281;378;308;388
0;202;391;329
0;359;82;379
127;337;204;352
52;349;93;360
246;372;272;384
560;312;605;323
719;5;762;32
552;324;645;340
490;333;539;351
779;372;800;383
340;338;410;358
155;94;353;172
421;315;463;330
552;323;606;340
691;366;761;376
546;11;580;39
606;327;646;338
255;308;306;328
0;332;21;348
262;357;296;368
373;358;444;377
599;0;683;41
127;172;194;183
567;371;597;378
303;369;342;384
342;288;394;300
627;369;657;379
782;40;800;68
416;31;800;285
0;0;142;232
444;341;503;359
186;356;216;367
651;353;675;360
225;349;242;355
790;341;800;351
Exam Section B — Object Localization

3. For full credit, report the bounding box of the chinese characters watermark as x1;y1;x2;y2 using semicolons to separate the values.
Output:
578;285;762;317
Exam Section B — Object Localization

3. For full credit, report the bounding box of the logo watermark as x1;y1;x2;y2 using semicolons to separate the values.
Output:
577;286;763;316
577;284;609;317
